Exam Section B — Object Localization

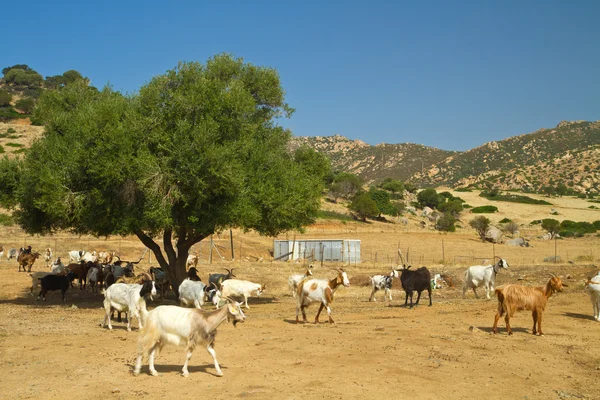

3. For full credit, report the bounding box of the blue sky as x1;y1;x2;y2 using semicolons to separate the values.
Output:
4;1;599;150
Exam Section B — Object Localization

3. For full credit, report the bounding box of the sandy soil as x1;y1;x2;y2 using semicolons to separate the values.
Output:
0;236;599;400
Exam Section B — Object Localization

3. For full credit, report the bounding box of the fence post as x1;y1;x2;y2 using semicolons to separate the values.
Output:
209;235;213;264
230;229;234;261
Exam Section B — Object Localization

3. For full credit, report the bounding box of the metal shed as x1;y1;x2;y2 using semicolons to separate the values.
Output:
273;239;361;263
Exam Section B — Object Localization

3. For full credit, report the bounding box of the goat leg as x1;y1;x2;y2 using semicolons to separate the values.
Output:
415;290;422;306
315;303;325;323
505;315;513;335
493;312;501;334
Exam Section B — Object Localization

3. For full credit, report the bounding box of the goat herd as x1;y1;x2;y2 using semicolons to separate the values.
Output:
4;245;600;378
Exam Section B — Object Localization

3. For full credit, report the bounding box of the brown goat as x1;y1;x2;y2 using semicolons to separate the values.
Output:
115;271;153;285
18;252;40;272
493;275;567;336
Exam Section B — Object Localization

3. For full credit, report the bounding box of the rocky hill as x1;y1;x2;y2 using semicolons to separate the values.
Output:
293;121;600;194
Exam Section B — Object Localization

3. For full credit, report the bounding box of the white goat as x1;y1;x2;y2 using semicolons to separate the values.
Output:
29;271;52;295
69;250;85;263
101;281;156;331
431;273;446;289
288;266;313;297
81;250;97;263
50;257;67;275
44;248;53;266
369;268;399;302
213;279;265;309
186;254;199;269
463;257;509;300
296;269;350;324
585;271;600;321
179;279;207;309
133;301;246;377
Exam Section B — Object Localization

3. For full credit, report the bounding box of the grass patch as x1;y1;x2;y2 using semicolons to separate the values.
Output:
455;188;472;192
5;142;23;148
462;204;472;209
12;148;27;154
470;205;498;213
317;210;354;221
480;190;552;205
0;144;4;153
575;255;594;262
499;218;512;223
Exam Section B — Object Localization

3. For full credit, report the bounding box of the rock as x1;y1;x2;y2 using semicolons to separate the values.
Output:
469;325;481;333
506;237;529;247
485;226;504;243
421;207;433;217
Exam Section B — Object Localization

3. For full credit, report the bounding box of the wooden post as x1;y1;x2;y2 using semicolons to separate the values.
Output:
396;241;400;265
290;235;296;263
320;243;324;268
492;243;495;261
209;235;213;264
230;229;234;261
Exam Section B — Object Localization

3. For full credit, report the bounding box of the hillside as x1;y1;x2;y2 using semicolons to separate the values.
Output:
291;135;456;183
294;121;600;194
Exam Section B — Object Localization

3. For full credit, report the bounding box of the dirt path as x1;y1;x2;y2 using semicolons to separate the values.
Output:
0;261;598;400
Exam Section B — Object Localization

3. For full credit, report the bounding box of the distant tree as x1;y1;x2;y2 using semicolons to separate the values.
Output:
15;98;35;114
293;146;331;188
469;216;490;241
62;70;86;84
368;187;397;217
3;69;43;88
380;178;404;195
436;213;456;232
404;181;418;194
541;218;560;239
349;192;379;222
0;90;12;107
329;172;362;203
438;199;463;217
556;183;568;197
2;64;34;75
417;188;441;209
393;201;406;215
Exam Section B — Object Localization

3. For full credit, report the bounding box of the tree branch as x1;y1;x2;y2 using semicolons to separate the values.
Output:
134;230;168;269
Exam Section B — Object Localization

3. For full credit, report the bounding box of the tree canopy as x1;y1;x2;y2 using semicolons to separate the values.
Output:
0;54;325;288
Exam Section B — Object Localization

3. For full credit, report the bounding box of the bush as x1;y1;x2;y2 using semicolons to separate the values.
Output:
0;144;4;153
499;218;512;223
436;213;456;232
479;190;552;205
349;192;379;222
0;106;22;122
0;89;12;107
541;218;560;238
470;205;498;213
417;188;442;209
5;142;23;148
15;98;35;114
531;220;542;225
469;216;490;241
438;199;464;217
316;210;353;221
462;204;472;209
455;188;472;192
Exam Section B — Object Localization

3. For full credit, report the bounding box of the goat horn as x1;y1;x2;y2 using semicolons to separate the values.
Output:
549;272;557;278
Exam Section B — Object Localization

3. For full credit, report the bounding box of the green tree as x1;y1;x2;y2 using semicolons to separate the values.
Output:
469;216;490;241
2;64;34;75
3;68;44;88
0;54;323;290
417;188;441;209
380;178;404;195
0;89;12;107
349;191;379;222
556;183;568;197
368;187;397;217
328;172;362;203
437;199;463;217
436;213;456;232
15;98;35;114
404;181;418;193
293;146;331;187
541;218;560;239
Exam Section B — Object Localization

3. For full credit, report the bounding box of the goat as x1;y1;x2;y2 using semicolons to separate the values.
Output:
133;300;246;377
115;272;153;285
44;248;53;266
30;271;53;295
98;250;118;264
369;268;400;302
81;250;98;263
50;257;67;275
585;271;600;322
400;265;432;308
111;261;135;279
296;269;350;324
101;281;157;331
213;279;265;309
288;266;313;298
67;261;91;289
18;252;40;273
86;266;100;294
187;267;201;282
493;275;567;335
6;247;18;261
178;279;208;309
149;266;170;298
431;273;446;289
463;257;509;300
186;254;199;269
37;272;77;302
208;268;235;289
69;250;85;263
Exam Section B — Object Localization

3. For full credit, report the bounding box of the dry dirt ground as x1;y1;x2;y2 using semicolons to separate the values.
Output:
0;229;599;400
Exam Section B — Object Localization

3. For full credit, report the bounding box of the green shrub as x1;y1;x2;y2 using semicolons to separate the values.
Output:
6;127;16;134
455;188;472;192
470;205;498;213
12;148;27;154
436;213;456;232
316;210;353;221
15;98;35;114
479;190;552;205
499;218;512;223
0;144;4;153
462;204;472;209
531;219;542;225
0;106;22;122
0;89;12;107
5;142;23;148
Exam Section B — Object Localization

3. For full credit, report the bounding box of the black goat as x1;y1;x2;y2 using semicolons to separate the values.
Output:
187;267;202;282
38;272;77;302
208;268;235;289
400;265;432;308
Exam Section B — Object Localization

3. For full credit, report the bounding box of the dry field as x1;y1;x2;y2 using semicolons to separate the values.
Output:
0;222;599;400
